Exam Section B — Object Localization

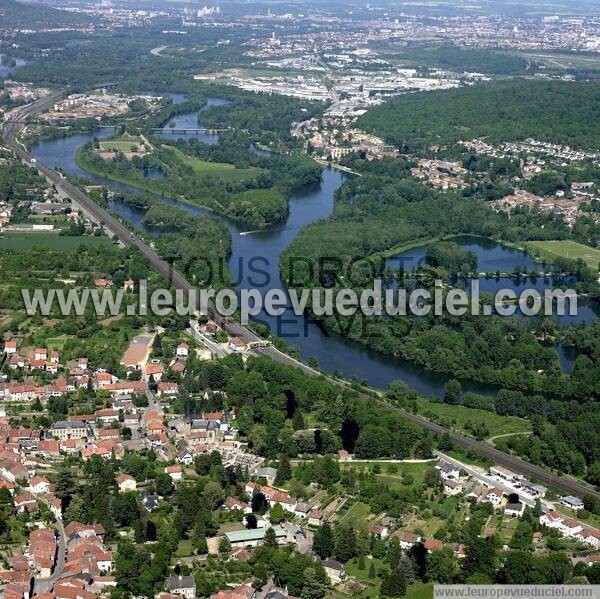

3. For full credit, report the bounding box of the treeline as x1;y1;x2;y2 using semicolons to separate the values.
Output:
426;241;477;273
199;91;324;146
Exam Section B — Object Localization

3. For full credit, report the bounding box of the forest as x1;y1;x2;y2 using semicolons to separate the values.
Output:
357;79;600;151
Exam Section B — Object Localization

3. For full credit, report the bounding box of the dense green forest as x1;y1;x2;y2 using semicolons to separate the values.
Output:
358;79;600;151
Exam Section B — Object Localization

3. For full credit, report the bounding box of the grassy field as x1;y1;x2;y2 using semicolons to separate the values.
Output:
345;557;387;598
46;337;69;350
414;398;531;439
408;582;434;599
99;137;144;152
163;146;263;182
524;240;600;270
341;461;434;493
338;501;372;526
0;232;112;251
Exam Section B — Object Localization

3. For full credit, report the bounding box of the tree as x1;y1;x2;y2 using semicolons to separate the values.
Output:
270;502;285;525
218;536;231;555
246;514;258;529
334;525;357;563
438;432;454;452
358;554;365;570
399;553;415;584
275;454;292;485
381;570;407;597
155;473;173;496
444;379;462;405
313;522;334;559
251;491;269;515
463;537;497;581
368;561;376;579
301;567;326;599
533;498;543;518
111;492;139;527
264;526;278;548
387;537;402;568
426;549;458;583
292;409;305;431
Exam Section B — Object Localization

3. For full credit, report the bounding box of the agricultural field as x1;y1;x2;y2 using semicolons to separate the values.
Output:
163;146;263;182
524;240;600;270
0;232;113;251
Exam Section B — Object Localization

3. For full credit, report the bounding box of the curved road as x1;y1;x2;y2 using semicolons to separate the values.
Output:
4;93;600;503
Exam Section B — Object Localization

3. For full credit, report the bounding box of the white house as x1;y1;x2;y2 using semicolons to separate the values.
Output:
322;559;346;584
116;474;136;492
504;502;525;518
176;343;189;358
562;496;585;511
482;487;503;507
165;465;183;482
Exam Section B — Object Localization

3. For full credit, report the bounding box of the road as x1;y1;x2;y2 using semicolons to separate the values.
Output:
4;92;600;503
33;517;66;595
186;324;227;358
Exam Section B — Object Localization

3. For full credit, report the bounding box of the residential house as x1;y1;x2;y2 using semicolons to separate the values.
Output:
505;502;525;518
166;575;196;599
176;343;189;358
392;531;420;550
116;474;136;493
165;465;183;482
322;559;345;584
482;487;503;507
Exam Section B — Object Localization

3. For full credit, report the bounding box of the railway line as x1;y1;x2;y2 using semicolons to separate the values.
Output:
4;92;600;503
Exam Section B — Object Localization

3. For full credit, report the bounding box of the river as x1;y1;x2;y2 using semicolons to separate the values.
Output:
30;97;596;396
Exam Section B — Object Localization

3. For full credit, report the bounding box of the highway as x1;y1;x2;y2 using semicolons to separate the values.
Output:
4;92;600;503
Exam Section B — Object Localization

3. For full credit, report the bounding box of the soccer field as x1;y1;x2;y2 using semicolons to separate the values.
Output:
526;240;600;270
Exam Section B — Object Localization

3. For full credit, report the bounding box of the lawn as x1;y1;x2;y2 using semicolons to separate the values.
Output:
175;539;193;558
0;232;112;251
163;146;263;182
408;582;434;599
345;557;387;598
341;461;434;491
46;337;69;350
524;240;600;270
99;137;144;152
339;501;371;526
414;398;531;439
